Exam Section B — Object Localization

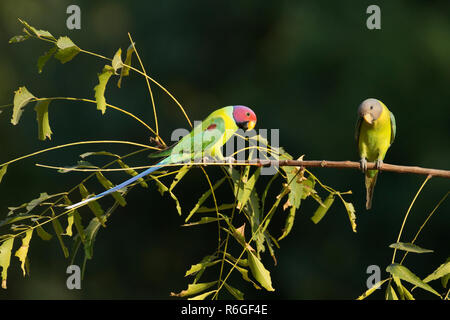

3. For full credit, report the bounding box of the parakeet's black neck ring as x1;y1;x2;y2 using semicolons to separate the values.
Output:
236;121;249;131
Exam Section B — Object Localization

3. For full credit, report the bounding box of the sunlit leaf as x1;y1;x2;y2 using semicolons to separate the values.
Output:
423;259;450;284
83;216;104;260
169;165;190;191
34;99;53;140
118;43;135;88
0;237;14;289
37;46;57;74
237;168;260;210
356;278;389;300
342;198;357;233
52;217;69;258
187;290;216;300
386;263;440;297
196;203;235;213
170;281;217;298
111;48;123;74
184;255;219;277
95;172;127;207
54;36;80;63
57;160;97;173
311;193;335;224
93;65;114;114
278;206;296;241
11;86;35;125
385;283;398;300
0;165;8;184
389;242;433;254
14;229;33;276
247;250;274;291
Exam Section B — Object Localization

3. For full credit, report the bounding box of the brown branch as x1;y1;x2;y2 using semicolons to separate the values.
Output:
239;160;450;179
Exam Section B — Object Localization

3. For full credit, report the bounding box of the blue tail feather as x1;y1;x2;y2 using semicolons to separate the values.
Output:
66;159;168;210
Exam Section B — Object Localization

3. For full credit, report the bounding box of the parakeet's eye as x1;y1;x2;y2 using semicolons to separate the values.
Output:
246;112;250;117
370;106;374;110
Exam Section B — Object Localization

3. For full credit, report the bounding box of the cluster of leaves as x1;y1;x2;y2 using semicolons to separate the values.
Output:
359;242;449;300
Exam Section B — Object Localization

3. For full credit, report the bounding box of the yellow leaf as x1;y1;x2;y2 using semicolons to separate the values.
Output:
15;229;33;276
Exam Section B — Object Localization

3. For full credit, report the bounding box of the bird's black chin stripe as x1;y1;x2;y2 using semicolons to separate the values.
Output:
237;121;249;131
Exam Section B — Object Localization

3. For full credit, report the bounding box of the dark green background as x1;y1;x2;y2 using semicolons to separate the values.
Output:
0;0;448;299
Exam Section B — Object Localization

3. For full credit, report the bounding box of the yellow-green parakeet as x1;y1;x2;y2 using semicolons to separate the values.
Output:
355;98;396;209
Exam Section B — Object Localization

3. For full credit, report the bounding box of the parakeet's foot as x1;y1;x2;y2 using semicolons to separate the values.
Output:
200;156;214;164
360;158;368;173
375;159;383;170
222;156;236;169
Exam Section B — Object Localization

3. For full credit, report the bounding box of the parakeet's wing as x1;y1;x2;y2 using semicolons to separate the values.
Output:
355;116;363;148
167;116;226;162
389;111;396;145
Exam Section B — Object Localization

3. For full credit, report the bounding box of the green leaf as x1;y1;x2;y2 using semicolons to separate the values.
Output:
11;86;36;125
386;263;440;297
356;278;389;300
0;165;8;184
83;216;104;260
237;168;260;210
9;34;30;43
34;99;53;140
170;281;217;298
184;255;219;277
37;46;57;74
185;177;226;222
389;242;434;254
14;229;33;276
65;211;74;237
79;184;106;227
18;19;56;41
247;250;274;291
0;237;14;289
341;197;357;233
233;264;261;290
118;43;135;88
36;225;52;241
94;65;115;114
187;290;216;300
385;283;399;300
95;172;127;207
52;217;69;258
111;48;123;74
169;165;190;191
54;36;80;63
278;206;296;241
224;282;244;300
423;259;450;284
311;193;335;224
196;203;236;213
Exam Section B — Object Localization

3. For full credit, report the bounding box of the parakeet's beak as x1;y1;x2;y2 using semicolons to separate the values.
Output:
247;120;256;131
363;113;374;124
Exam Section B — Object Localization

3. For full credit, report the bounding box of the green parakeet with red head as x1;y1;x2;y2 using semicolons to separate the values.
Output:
66;105;257;210
355;98;396;209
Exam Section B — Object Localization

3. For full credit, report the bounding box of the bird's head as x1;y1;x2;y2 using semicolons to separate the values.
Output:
358;98;383;125
233;105;257;131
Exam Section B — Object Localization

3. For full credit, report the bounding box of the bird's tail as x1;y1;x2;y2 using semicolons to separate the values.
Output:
65;158;169;210
365;169;378;210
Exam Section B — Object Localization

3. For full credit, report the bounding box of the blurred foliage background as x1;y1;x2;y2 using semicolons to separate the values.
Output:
0;0;448;299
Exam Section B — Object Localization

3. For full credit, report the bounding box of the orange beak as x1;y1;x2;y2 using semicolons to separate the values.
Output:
363;113;373;124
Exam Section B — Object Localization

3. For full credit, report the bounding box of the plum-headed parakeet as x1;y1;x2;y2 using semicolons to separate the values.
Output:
66;105;257;209
355;98;396;209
